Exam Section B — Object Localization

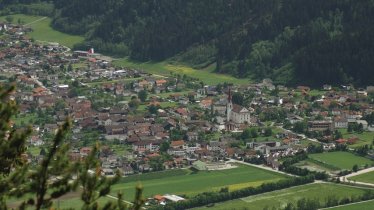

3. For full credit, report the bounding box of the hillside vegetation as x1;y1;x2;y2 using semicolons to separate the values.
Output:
3;0;374;86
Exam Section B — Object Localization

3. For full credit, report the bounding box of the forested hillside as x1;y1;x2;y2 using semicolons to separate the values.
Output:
6;0;374;86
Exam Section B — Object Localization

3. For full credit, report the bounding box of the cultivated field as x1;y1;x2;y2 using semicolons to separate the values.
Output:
111;164;288;198
348;171;374;184
196;183;373;210
0;14;84;48
308;152;373;170
113;58;249;85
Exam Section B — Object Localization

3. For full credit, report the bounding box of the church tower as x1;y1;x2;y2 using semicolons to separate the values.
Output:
226;88;233;122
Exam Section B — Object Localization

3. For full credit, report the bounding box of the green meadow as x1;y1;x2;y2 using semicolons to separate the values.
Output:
338;128;374;148
111;164;288;198
308;152;373;170
0;14;84;48
196;183;373;210
113;58;250;85
349;171;374;184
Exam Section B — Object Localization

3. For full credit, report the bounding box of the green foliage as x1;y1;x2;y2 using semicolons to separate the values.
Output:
128;99;140;110
293;121;307;133
172;43;217;69
232;92;244;106
5;15;13;23
264;127;273;137
0;2;54;16
159;141;170;153
51;0;374;86
0;86;144;210
137;90;148;103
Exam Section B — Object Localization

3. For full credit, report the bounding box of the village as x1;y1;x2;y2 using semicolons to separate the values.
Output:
2;21;374;207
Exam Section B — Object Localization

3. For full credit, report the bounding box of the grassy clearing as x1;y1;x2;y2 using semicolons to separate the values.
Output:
308;152;374;170
294;159;338;173
138;101;178;111
196;183;373;210
348;171;374;184
0;14;84;48
308;89;327;96
26;146;41;156
338;128;374;148
13;113;37;126
109;144;132;157
0;14;42;25
113;58;250;85
111;164;288;198
326;199;374;210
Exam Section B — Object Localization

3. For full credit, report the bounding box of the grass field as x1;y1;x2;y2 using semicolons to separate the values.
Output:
0;14;84;48
338;129;374;148
13;113;36;126
111;164;288;198
196;183;373;210
113;58;250;85
348;171;374;184
308;152;374;170
294;159;338;173
326;199;374;210
26;146;41;156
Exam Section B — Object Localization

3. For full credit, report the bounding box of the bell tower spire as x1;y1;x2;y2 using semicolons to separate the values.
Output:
227;88;233;122
228;88;232;102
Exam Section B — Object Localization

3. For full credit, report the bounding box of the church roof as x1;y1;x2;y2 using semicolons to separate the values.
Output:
232;104;249;113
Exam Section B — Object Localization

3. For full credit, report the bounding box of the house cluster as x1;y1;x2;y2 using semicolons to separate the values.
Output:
2;22;374;178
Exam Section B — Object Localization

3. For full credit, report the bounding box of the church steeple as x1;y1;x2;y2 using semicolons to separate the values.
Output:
227;88;233;122
228;88;232;102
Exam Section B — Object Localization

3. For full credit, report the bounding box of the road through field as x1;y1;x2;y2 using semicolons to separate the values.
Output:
320;199;374;209
23;16;47;26
339;167;374;187
227;159;296;177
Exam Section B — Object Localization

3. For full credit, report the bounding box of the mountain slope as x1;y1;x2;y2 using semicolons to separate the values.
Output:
47;0;374;86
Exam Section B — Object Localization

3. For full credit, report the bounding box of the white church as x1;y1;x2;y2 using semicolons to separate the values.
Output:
226;89;251;131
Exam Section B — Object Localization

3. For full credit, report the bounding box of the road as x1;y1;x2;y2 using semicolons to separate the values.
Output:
339;166;374;187
152;74;168;78
23;17;47;27
227;158;297;177
31;77;53;95
106;194;134;206
277;126;320;144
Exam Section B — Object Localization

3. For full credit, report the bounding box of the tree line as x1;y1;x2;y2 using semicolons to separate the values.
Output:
43;0;374;87
2;0;374;86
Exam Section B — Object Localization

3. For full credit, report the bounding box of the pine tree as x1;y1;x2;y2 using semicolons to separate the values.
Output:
0;85;144;209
